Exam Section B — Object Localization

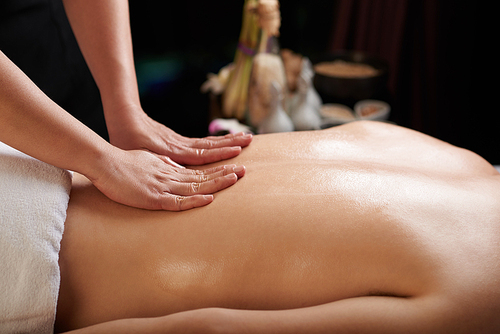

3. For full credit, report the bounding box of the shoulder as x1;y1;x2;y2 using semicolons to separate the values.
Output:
337;121;498;176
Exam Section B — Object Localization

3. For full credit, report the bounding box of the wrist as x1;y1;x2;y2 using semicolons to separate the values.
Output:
105;104;148;145
103;102;145;130
75;138;119;185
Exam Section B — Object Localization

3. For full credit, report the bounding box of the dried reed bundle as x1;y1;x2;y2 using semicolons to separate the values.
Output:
222;0;281;120
222;0;260;119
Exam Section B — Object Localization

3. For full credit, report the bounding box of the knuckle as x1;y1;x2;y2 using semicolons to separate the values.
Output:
198;138;216;148
212;176;223;188
191;182;201;193
174;195;186;210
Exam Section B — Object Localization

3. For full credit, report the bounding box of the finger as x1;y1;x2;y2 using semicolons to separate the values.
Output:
163;145;242;166
151;153;186;169
173;146;243;166
169;173;238;196
160;194;214;211
175;165;246;180
202;165;245;179
171;164;229;176
164;156;185;169
191;132;253;149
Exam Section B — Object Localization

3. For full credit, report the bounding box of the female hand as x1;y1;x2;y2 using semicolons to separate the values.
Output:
106;108;253;166
89;148;246;211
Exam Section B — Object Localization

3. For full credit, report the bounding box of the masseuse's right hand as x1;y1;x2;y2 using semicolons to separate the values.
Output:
88;148;245;211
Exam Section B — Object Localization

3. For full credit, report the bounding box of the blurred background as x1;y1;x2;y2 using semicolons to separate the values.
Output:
0;0;487;163
129;0;487;163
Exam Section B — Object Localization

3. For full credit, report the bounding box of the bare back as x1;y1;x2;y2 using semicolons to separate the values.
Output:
56;121;500;332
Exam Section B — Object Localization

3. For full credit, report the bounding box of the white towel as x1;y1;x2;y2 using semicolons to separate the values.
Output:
0;142;72;334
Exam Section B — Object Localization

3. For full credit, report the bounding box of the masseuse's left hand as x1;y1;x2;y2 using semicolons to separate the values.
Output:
107;107;252;166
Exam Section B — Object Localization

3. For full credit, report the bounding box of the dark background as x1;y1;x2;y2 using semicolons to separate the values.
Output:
0;1;489;164
128;0;489;164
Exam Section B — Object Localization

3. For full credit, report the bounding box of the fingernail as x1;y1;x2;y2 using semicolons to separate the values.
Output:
203;195;213;201
226;173;238;180
233;165;245;173
222;164;235;173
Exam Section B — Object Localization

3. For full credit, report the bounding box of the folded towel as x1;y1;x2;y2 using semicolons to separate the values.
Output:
0;142;72;334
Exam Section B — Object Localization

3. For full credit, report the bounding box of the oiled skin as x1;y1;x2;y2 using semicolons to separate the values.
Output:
55;121;500;332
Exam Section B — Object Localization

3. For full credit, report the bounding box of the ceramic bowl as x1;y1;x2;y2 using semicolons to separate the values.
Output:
354;99;391;121
312;51;388;102
320;103;356;127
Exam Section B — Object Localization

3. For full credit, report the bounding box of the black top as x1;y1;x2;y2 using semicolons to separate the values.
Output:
0;0;108;139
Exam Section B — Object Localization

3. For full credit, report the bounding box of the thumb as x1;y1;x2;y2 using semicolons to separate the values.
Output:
156;154;185;169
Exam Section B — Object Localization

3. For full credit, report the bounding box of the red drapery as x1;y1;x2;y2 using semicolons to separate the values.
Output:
326;0;489;162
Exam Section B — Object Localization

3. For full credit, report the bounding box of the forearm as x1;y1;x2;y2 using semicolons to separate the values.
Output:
60;318;168;334
61;0;253;164
62;0;142;125
0;50;113;180
60;311;210;334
